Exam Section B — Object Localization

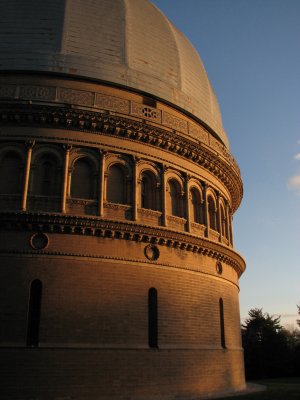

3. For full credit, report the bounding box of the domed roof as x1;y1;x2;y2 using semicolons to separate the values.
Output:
0;0;229;148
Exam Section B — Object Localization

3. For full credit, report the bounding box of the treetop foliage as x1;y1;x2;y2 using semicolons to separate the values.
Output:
242;308;300;380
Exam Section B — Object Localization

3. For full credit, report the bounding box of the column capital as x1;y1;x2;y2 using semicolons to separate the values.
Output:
132;155;141;164
63;144;72;152
162;164;169;173
99;149;107;157
25;140;35;150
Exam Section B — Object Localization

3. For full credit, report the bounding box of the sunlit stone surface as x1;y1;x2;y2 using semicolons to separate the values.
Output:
0;0;245;399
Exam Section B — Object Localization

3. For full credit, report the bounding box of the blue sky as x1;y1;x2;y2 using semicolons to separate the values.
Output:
152;0;300;328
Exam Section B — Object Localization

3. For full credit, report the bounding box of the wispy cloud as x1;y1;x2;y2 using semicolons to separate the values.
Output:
287;175;300;195
295;153;300;161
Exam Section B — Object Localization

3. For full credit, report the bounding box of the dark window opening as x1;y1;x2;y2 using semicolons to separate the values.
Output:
107;164;126;204
141;172;157;210
169;180;182;217
219;298;226;349
208;196;217;231
143;96;157;108
0;153;23;195
27;279;42;347
148;288;158;348
71;158;96;200
190;188;203;224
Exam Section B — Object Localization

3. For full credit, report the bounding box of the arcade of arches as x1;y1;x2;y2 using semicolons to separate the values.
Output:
0;143;233;246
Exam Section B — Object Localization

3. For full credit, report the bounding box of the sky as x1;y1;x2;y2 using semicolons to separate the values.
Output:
151;0;300;329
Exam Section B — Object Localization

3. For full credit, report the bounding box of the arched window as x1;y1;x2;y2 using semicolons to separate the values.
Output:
190;188;203;224
219;298;226;349
220;206;228;238
208;196;217;231
106;164;127;204
0;152;23;195
141;171;157;210
32;155;60;196
71;158;96;200
27;279;42;347
168;179;182;217
148;288;158;348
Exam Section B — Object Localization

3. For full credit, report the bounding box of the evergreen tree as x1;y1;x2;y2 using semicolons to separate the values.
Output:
242;309;291;379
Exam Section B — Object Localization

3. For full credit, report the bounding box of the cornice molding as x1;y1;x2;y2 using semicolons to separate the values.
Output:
0;103;243;211
0;211;246;276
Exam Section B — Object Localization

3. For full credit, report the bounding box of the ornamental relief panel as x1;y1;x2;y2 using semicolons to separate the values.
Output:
130;102;162;123
162;111;188;134
19;85;56;101
188;122;209;144
58;88;94;106
95;93;129;114
0;212;245;275
0;84;17;99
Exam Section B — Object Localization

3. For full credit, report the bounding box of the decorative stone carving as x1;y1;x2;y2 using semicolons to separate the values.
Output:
30;232;49;250
58;88;94;106
130;102;162;123
0;84;16;99
144;244;160;261
216;260;223;275
95;93;129;114
19;85;56;101
162;111;188;134
188;122;209;143
0;211;245;276
104;202;131;211
0;103;242;212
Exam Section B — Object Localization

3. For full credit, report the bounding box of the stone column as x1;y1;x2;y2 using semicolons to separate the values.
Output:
228;207;234;246
225;201;230;243
203;182;209;238
61;145;72;214
217;192;222;242
98;150;106;217
184;173;191;232
21;140;35;211
161;165;167;226
132;156;139;221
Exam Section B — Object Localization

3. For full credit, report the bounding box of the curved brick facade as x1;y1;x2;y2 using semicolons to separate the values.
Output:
0;2;245;398
0;73;246;399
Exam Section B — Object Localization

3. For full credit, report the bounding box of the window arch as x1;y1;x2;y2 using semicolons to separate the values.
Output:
208;195;217;231
27;279;42;347
141;171;157;210
220;205;228;238
0;152;23;195
190;187;203;224
71;157;97;200
106;164;127;205
148;288;158;348
31;154;61;196
168;179;182;217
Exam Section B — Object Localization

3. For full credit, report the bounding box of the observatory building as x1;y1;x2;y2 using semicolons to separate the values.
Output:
0;0;246;398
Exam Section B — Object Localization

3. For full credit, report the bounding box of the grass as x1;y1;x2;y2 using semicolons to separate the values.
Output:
218;377;300;400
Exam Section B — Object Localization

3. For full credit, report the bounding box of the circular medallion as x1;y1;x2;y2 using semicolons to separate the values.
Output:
30;233;49;250
216;261;223;275
144;244;160;261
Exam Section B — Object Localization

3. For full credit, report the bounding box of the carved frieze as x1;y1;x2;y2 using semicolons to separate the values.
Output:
0;211;246;276
58;88;94;106
188;122;209;144
0;84;17;99
0;103;242;211
162;111;188;134
95;93;129;114
130;102;162;123
19;85;56;101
